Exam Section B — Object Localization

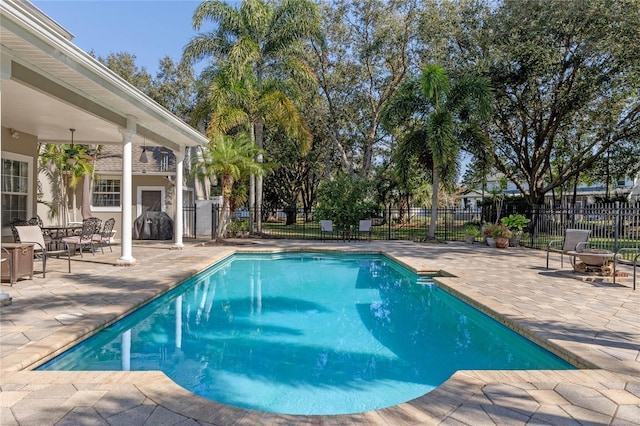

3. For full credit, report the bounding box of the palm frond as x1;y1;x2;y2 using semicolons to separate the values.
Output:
192;0;240;32
260;90;312;153
420;64;450;106
208;106;250;136
183;32;228;64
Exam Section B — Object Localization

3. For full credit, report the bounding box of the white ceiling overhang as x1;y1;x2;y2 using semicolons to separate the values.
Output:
0;0;208;150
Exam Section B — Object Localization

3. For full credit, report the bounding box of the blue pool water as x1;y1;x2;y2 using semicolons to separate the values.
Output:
39;252;573;415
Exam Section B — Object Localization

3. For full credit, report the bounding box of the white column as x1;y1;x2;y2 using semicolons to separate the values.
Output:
175;295;182;349
173;147;185;249
121;329;131;370
256;262;262;314
250;264;254;316
1;68;12;305
117;116;136;265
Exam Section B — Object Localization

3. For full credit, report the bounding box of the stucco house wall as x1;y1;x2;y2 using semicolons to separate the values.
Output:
33;143;181;241
1;126;39;241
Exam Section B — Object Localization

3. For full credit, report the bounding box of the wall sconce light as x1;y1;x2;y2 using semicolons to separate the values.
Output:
10;128;19;139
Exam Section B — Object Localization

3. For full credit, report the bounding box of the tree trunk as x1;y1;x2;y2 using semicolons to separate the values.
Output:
62;172;71;226
248;122;256;233
217;175;234;239
256;172;263;233
249;174;255;233
428;168;439;240
255;118;264;234
81;175;93;220
571;172;579;208
398;197;407;224
284;203;297;225
71;185;78;223
329;132;355;176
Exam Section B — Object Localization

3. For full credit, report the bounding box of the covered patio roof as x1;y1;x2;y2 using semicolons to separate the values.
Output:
1;0;208;150
1;0;209;265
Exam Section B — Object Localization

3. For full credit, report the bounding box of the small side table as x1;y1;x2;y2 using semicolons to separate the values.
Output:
1;243;34;284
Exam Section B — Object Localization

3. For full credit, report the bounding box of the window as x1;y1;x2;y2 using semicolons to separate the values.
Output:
1;154;31;227
92;178;121;209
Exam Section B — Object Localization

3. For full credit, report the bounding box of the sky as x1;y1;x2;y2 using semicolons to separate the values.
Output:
32;0;209;76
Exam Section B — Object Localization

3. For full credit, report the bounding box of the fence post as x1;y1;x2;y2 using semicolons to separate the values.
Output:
193;203;197;239
388;204;392;240
443;208;448;241
211;204;220;240
614;201;620;252
211;204;221;240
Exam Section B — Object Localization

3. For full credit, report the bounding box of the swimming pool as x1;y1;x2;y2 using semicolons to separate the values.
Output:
39;252;574;415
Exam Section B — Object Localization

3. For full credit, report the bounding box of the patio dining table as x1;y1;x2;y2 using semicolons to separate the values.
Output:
42;225;83;250
41;224;83;238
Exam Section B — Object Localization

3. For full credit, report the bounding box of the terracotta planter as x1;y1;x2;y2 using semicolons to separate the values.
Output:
495;237;510;248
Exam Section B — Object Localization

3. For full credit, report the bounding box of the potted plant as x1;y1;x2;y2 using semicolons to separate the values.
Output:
482;224;496;247
462;223;482;243
483;223;512;248
500;214;530;246
492;223;512;248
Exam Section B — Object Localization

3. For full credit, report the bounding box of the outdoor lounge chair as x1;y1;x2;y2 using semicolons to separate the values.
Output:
358;220;372;240
28;216;53;248
15;225;71;277
546;228;591;269
10;219;29;242
320;220;335;240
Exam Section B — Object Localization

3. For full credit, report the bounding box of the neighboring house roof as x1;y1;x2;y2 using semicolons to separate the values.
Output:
628;179;640;200
466;171;639;199
1;0;208;150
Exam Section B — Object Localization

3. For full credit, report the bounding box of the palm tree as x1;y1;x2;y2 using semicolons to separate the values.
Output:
182;0;321;233
192;133;266;239
206;64;312;228
39;143;94;225
383;64;492;240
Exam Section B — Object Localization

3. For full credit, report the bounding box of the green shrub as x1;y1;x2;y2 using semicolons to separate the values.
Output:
314;175;376;232
227;219;248;232
462;223;482;237
500;214;530;232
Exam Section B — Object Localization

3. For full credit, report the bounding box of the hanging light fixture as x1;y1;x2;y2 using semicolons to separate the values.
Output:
65;128;78;165
139;137;148;163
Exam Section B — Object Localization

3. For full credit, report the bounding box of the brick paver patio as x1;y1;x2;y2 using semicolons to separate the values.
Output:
1;240;639;425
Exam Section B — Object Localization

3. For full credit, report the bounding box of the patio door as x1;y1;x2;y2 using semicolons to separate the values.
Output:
136;186;165;218
142;191;161;212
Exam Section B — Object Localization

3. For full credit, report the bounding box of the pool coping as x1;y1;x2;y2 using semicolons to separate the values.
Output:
1;241;639;424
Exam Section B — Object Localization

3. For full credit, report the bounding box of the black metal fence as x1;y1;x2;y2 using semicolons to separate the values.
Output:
182;202;640;260
182;203;196;239
526;203;640;253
